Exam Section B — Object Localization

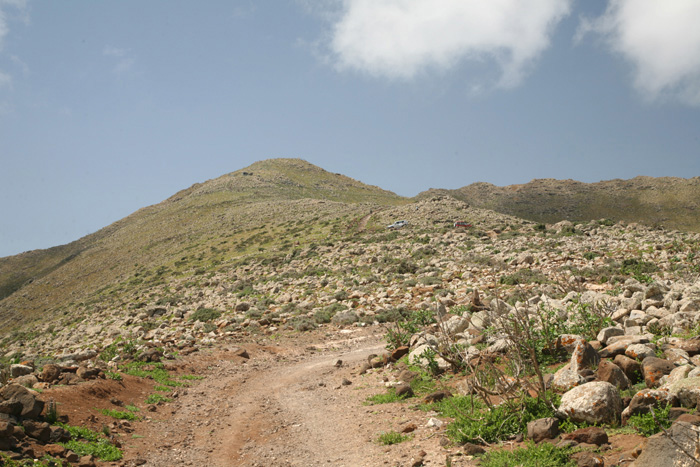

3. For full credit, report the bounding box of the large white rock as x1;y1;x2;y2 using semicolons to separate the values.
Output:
557;381;623;424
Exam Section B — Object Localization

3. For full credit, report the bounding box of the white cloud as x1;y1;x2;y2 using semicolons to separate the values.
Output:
0;0;28;94
0;70;11;87
0;0;27;50
581;0;700;105
325;0;572;88
103;45;136;76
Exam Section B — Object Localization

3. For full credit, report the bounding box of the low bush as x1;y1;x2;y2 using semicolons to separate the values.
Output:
189;308;221;322
628;403;672;436
429;394;558;444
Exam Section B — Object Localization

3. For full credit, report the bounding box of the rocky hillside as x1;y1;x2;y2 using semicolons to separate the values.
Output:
426;176;700;232
0;158;407;330
1;159;700;466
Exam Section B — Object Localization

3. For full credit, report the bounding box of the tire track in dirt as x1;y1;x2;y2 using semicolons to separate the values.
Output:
137;334;388;466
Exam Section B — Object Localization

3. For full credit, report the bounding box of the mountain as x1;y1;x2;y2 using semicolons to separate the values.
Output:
423;176;700;232
2;160;699;337
0;158;407;330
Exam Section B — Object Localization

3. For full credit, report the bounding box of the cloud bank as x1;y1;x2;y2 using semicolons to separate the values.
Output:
327;0;572;88
581;0;700;105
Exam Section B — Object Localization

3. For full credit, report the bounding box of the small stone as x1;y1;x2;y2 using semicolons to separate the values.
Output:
395;383;414;398
401;423;418;433
426;417;443;428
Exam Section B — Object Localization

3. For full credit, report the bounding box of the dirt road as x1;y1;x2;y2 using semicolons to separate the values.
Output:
132;330;434;467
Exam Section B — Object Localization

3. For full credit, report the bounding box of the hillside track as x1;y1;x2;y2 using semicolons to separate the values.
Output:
130;330;441;467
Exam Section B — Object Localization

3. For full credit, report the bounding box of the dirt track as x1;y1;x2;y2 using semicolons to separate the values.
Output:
128;329;458;467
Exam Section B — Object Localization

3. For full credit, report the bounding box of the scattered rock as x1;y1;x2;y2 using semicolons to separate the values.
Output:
526;417;560;443
558;382;623;424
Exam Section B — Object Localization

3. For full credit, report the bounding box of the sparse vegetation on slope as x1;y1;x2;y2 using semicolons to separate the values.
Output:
432;175;700;232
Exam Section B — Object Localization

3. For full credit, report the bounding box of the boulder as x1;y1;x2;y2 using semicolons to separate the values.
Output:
558;382;623;424
76;366;102;380
614;354;643;384
552;340;600;391
562;426;608;446
12;374;38;388
22;420;51;442
642;357;676;388
395;384;413;398
40;364;62;383
0;384;44;419
631;417;700;467
665;347;691;365
621;389;677;424
597;327;624;346
596;360;630;390
526;417;560;443
9;364;33;378
625;344;656;360
672;338;700;356
443;315;471;337
390;346;409;362
666;377;700;409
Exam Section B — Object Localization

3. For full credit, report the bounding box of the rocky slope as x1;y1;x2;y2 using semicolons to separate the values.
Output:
1;159;700;466
427;176;700;232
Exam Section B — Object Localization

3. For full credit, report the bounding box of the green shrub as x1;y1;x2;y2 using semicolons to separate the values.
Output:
189;308;222;322
145;393;172;404
377;431;411;445
479;442;576;467
628;404;672;436
100;408;139;421
120;361;183;387
383;308;435;350
290;317;316;332
433;395;559;444
365;388;409;405
58;424;122;461
620;259;658;283
44;399;59;424
394;260;418;275
499;269;547;286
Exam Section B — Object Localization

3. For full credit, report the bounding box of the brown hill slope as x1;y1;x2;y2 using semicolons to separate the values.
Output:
426;176;700;231
0;158;407;330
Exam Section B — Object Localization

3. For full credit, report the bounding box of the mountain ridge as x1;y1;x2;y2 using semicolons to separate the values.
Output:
1;158;699;332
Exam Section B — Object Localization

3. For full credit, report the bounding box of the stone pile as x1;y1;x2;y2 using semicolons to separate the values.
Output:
0;383;96;466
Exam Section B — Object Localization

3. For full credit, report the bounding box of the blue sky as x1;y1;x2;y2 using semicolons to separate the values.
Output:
1;0;699;257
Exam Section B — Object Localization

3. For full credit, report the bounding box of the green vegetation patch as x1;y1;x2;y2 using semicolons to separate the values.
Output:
499;269;548;286
377;430;412;445
478;442;576;467
58;424;123;462
189;307;222;322
100;408;139;421
146;393;172;404
120;361;184;387
428;394;559;444
365;388;409;405
627;404;673;436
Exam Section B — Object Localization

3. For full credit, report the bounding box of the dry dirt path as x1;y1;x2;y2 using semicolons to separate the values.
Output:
130;329;447;467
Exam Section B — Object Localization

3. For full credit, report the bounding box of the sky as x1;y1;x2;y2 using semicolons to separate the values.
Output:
1;0;700;257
